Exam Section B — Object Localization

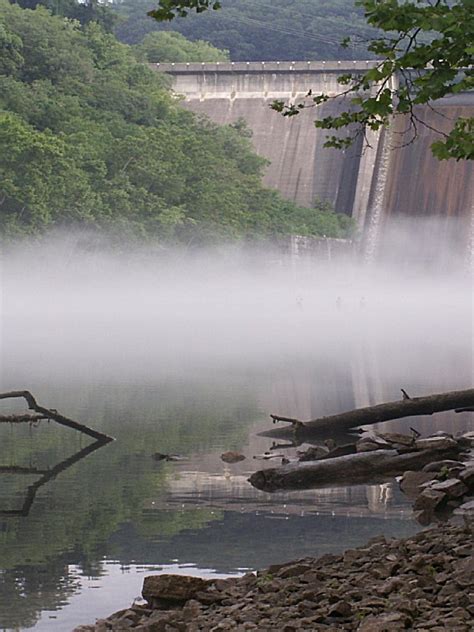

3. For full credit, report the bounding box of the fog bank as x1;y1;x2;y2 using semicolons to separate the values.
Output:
1;230;472;391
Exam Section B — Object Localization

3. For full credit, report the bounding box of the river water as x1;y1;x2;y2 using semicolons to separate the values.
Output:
0;244;472;630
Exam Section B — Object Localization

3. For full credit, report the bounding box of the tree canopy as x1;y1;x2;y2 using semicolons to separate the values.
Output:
115;0;376;60
147;0;474;160
135;30;229;62
0;0;352;241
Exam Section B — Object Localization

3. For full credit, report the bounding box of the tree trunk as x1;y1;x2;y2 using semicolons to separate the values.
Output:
249;445;462;492
265;388;474;438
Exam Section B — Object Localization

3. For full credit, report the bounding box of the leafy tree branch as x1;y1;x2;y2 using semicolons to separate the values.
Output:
149;0;474;160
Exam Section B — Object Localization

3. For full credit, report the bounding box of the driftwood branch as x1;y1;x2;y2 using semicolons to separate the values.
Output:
0;390;113;441
0;414;48;423
249;445;462;493
266;388;474;438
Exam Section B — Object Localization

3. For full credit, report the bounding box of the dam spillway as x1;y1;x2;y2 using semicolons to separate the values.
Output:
154;62;474;261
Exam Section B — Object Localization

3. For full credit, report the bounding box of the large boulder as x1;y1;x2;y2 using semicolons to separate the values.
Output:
142;575;212;607
399;470;434;498
413;488;446;512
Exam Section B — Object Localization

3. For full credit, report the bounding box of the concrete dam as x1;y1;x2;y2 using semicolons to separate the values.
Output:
154;61;474;262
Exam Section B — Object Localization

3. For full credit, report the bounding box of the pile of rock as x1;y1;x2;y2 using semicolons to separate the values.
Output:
400;458;474;525
74;522;473;631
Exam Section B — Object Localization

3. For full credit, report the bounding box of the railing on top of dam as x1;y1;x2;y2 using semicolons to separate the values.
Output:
153;60;379;74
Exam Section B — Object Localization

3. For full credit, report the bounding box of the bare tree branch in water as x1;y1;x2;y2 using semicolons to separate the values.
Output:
0;390;114;441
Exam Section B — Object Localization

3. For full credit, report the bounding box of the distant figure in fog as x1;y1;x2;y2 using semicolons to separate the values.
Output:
336;296;342;311
296;295;303;310
360;296;366;309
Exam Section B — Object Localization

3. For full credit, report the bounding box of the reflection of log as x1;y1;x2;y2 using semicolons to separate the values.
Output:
267;388;474;438
0;439;111;517
0;390;113;441
249;446;462;493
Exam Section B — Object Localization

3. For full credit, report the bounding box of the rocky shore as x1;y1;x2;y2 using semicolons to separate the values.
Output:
74;521;473;631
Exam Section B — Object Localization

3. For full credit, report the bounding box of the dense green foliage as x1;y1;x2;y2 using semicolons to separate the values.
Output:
136;30;229;62
149;0;473;160
0;1;352;240
10;0;118;31
309;0;474;160
115;0;376;60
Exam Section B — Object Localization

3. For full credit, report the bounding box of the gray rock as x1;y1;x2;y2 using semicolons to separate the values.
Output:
220;451;246;464
430;478;468;498
142;575;212;605
400;470;435;498
327;600;352;617
422;459;463;473
356;439;388;452
358;611;411;631
454;499;474;514
459;431;474;445
415;437;458;451
413;488;446;512
277;563;312;578
376;432;414;446
459;466;474;489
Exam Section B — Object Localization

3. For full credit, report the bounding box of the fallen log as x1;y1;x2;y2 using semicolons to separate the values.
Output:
249;445;463;493
266;388;474;438
0;390;114;442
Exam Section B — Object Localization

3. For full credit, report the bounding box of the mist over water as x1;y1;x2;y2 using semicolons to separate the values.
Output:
1;222;471;398
0;224;472;632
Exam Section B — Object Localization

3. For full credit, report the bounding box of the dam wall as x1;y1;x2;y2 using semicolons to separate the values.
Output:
155;62;380;217
154;62;474;262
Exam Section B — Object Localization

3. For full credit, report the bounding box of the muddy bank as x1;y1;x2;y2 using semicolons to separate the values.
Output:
74;521;473;631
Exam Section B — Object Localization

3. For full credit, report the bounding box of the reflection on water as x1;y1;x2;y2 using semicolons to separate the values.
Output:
32;563;242;632
0;248;472;630
0;370;472;631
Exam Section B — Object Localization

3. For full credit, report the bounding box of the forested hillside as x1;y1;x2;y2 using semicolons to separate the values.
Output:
0;1;352;241
115;0;377;61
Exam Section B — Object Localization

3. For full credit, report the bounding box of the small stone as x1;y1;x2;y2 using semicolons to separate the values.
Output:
356;439;388;452
327;600;352;617
182;600;202;621
376;577;404;595
277;563;312;578
343;549;362;563
459;431;474;445
220;451;246;464
358;611;411;631
454;499;474;514
459;466;474;489
377;432;414;446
